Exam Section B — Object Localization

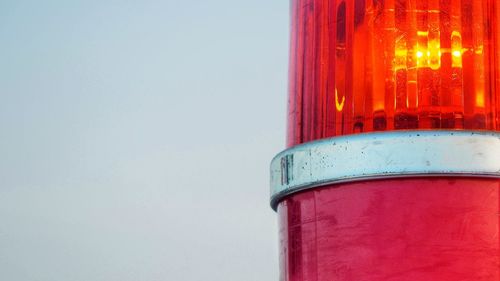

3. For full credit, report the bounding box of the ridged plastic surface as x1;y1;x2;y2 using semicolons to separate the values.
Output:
278;178;500;281
287;0;500;147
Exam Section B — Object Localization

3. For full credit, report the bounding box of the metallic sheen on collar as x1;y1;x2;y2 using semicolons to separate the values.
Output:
270;131;500;210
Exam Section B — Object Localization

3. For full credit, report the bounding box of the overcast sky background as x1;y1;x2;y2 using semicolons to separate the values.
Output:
0;1;288;280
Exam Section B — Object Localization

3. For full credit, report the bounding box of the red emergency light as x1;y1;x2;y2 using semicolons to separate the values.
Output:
270;1;500;280
287;0;499;146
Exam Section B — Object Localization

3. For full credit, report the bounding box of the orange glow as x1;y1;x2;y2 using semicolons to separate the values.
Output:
287;0;499;147
476;91;485;107
335;88;345;112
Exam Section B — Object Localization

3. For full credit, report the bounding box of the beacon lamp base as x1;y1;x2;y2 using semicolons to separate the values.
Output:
277;177;500;281
271;131;500;281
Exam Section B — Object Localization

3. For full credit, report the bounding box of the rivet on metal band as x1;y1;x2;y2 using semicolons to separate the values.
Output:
270;130;500;210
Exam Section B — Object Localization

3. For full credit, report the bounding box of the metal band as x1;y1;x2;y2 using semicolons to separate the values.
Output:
270;130;500;210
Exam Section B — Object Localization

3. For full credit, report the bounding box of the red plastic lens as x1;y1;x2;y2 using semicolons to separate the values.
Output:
287;0;500;147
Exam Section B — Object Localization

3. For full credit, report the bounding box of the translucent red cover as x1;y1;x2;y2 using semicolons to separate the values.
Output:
287;0;500;146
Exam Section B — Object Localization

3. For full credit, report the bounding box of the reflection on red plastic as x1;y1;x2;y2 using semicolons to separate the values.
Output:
287;0;500;147
278;178;500;281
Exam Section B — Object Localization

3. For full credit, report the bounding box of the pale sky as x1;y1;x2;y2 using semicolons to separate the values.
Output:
0;1;288;280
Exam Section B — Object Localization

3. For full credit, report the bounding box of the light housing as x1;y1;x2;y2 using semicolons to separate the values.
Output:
273;1;500;280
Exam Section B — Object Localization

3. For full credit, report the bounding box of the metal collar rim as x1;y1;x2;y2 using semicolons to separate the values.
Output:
270;130;500;210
